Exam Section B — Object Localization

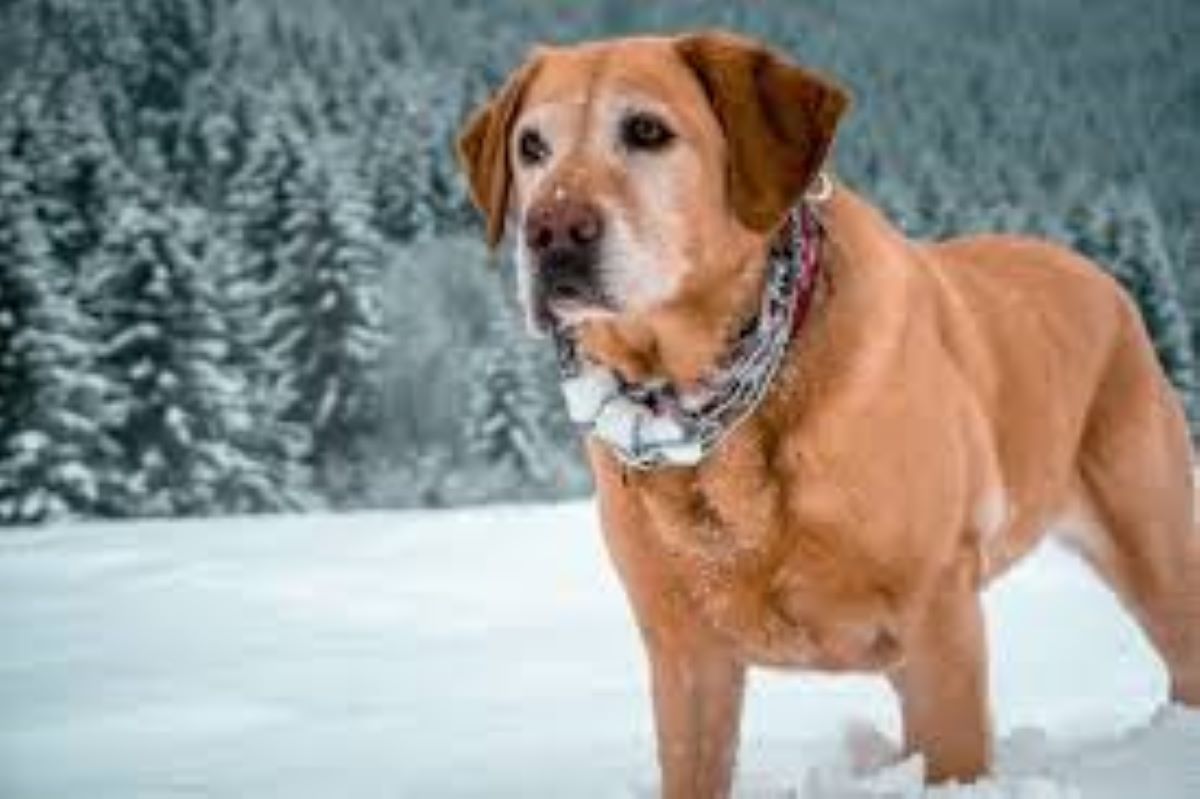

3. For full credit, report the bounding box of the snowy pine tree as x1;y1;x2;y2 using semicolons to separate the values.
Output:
233;122;387;502
1064;184;1122;269
274;154;387;501
361;99;437;242
181;210;312;512
1110;190;1199;427
1065;186;1200;428
0;141;116;524
88;190;284;516
18;83;123;286
222;112;319;505
464;300;557;493
1177;220;1200;390
228;106;310;292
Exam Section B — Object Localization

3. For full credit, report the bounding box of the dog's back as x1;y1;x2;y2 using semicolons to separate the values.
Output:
924;234;1197;624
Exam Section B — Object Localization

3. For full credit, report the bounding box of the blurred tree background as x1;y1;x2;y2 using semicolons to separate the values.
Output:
0;0;1197;522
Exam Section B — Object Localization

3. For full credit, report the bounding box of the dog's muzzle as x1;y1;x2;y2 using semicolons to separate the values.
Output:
524;198;611;327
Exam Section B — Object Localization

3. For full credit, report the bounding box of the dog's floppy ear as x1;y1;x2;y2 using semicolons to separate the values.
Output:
675;31;850;233
457;56;542;249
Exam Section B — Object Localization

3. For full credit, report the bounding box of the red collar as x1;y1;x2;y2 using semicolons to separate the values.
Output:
790;203;823;339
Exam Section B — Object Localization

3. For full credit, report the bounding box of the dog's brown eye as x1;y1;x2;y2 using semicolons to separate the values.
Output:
622;112;674;152
517;129;550;166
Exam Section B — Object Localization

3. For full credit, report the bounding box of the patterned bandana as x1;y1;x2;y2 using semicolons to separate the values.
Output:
552;203;823;470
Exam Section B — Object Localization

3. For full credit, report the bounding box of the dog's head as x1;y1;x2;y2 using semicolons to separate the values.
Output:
457;31;849;334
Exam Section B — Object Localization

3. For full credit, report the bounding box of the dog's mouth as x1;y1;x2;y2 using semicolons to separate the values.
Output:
530;280;616;333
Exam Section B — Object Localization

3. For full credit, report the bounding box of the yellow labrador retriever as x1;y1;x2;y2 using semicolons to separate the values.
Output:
456;30;1200;797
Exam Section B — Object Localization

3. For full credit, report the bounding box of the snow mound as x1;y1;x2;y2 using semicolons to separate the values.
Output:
800;705;1200;798
652;706;1200;798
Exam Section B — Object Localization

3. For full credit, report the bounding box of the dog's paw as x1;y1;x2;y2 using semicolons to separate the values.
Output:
1153;702;1200;727
842;719;903;776
803;749;925;799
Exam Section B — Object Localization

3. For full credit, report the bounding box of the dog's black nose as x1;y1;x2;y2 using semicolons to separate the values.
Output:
524;198;605;255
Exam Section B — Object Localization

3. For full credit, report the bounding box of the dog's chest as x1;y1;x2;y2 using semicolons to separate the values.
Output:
628;458;901;672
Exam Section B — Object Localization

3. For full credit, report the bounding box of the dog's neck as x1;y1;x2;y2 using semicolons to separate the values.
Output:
575;230;778;389
571;187;893;403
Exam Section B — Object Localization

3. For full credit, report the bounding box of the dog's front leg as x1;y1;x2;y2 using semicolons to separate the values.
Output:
887;555;992;784
647;629;746;799
592;458;747;797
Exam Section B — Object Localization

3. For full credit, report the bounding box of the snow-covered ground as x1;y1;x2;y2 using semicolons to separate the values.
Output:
1;502;1197;798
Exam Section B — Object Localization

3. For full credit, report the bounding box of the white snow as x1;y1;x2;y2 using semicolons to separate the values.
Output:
1;502;1198;798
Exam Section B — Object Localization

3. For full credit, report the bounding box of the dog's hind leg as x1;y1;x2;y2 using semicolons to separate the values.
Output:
1066;306;1200;705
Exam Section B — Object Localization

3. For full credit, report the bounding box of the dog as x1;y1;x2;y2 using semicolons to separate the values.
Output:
456;30;1200;798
